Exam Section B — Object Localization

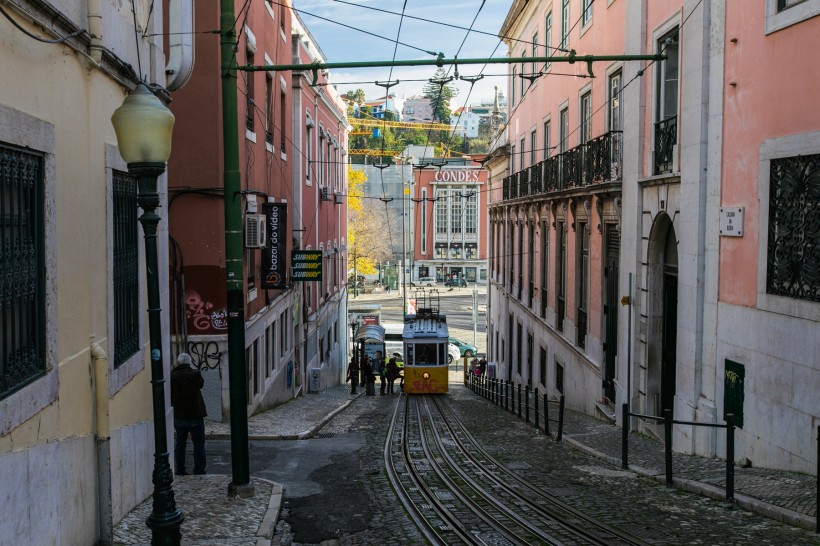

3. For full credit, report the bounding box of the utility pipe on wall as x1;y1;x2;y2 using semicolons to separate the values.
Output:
86;0;103;63
91;337;113;545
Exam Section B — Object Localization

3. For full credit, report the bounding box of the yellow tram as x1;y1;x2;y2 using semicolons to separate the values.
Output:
401;292;450;394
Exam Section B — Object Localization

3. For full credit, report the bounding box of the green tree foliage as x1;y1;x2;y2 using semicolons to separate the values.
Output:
423;68;458;124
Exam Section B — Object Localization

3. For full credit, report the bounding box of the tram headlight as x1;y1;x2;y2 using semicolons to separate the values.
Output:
423;372;430;379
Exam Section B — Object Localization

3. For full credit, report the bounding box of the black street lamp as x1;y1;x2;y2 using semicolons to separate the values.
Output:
111;83;183;545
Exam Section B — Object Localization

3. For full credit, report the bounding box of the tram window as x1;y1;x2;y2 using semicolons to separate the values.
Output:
415;343;438;364
406;345;414;365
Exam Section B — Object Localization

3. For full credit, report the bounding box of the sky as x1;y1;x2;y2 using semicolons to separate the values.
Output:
295;0;514;110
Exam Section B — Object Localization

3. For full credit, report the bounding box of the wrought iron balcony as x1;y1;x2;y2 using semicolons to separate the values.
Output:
501;131;622;202
654;116;677;175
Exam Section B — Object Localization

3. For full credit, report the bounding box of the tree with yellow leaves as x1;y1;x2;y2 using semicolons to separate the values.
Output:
347;166;392;279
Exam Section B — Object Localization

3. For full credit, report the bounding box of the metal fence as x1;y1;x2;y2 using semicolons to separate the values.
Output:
465;374;565;441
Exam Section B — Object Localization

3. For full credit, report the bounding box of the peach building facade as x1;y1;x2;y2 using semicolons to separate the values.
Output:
488;0;819;473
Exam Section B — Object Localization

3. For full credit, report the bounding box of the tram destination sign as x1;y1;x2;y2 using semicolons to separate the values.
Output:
292;250;323;282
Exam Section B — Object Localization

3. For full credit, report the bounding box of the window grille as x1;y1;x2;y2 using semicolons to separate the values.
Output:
113;170;140;367
1;143;46;399
767;154;820;302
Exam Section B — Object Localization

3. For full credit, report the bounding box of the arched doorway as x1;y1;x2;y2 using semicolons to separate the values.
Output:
646;214;678;425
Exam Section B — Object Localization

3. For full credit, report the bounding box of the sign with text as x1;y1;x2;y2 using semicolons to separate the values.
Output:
262;203;288;289
292;250;323;282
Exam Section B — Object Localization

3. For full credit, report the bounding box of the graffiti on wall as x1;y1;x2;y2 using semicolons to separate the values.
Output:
186;289;228;332
188;341;223;370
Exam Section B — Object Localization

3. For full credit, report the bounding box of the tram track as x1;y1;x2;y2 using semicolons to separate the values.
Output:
385;393;652;545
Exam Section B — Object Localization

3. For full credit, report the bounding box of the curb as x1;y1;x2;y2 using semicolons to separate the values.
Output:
253;478;283;546
562;434;816;532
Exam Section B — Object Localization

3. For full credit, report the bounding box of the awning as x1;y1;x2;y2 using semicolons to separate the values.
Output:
355;324;385;343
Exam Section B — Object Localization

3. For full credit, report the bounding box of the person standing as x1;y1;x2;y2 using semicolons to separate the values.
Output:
171;353;207;476
347;357;360;395
386;357;400;394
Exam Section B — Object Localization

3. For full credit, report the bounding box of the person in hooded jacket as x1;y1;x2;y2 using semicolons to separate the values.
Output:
171;353;208;475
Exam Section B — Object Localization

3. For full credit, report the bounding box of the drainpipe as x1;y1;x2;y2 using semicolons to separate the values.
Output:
91;337;113;545
165;0;196;90
87;0;103;63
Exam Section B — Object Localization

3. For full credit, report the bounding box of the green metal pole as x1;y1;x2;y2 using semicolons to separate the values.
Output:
221;0;253;497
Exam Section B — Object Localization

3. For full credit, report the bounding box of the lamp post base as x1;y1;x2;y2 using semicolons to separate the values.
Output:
228;480;256;498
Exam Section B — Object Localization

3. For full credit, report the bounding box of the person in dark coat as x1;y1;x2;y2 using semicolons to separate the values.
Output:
171;353;207;475
386;357;400;394
347;358;360;394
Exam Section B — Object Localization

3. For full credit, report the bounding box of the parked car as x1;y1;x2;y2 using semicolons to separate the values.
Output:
447;342;462;364
415;277;437;287
444;278;468;287
449;337;477;358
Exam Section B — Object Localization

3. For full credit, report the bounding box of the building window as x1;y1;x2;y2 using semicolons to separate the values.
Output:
113;170;140;368
465;191;477;235
561;0;570;49
280;89;287;155
265;74;274;145
541;220;549;318
577;223;589;349
654;29;679;174
421;188;428;253
306;123;312;182
517;222;524;300
520;137;526;170
1;143;46;399
516;321;523;375
539;347;547;387
531;34;538;75
528;223;535;307
451;190;463;235
520;49;527;98
545;12;553;71
436;188;448;234
530;130;537;166
245;50;255;132
556;221;566;332
543;120;551;160
559;108;569;153
767;154;820;302
555;359;564;393
511;68;517;107
580;92;592;144
318;130;325;187
582;0;593;26
779;0;808;10
609;70;622;132
510;144;516;174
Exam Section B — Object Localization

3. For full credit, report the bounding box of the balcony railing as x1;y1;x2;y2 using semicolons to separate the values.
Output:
501;131;623;202
654;116;677;175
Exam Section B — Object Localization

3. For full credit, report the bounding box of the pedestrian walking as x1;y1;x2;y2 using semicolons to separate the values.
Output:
386;357;400;394
171;353;207;476
347;357;360;394
377;351;387;395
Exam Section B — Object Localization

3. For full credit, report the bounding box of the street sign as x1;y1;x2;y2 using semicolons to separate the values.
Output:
292;250;322;281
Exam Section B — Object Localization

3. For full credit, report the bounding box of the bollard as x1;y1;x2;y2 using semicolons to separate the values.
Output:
525;385;530;423
505;381;509;411
621;403;629;470
518;384;522;418
544;393;550;436
664;408;673;487
726;414;735;504
534;389;539;429
557;395;565;441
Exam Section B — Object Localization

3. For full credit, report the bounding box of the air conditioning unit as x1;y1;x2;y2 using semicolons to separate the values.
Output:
320;187;331;201
244;214;267;248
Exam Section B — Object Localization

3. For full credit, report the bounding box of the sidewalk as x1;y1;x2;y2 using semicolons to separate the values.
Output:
113;386;359;546
115;382;817;544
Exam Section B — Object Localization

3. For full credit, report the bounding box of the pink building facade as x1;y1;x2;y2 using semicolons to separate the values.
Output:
488;0;819;473
412;161;489;284
167;1;349;419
